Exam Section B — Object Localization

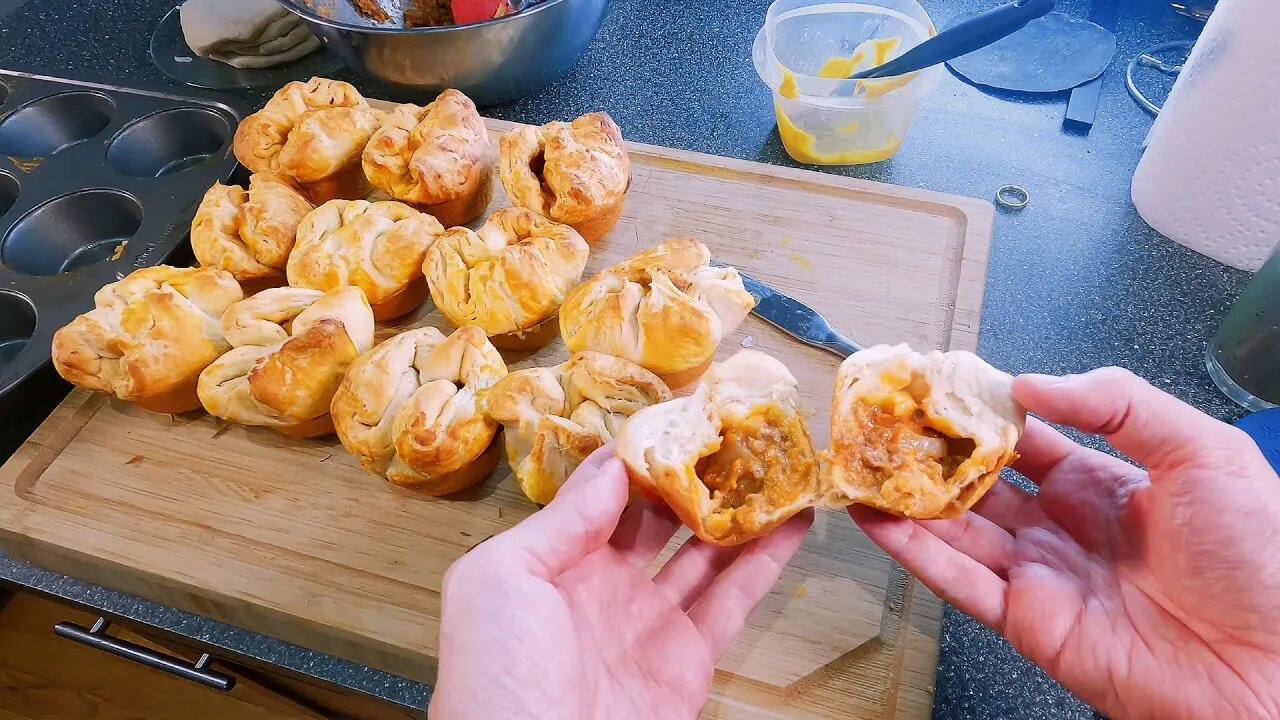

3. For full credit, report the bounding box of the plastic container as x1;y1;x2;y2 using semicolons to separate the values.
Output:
753;0;940;166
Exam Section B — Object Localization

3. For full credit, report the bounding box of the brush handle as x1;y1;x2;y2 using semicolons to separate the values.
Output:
849;0;1056;79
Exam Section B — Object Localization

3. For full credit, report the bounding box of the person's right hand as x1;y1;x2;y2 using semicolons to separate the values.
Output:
849;368;1280;720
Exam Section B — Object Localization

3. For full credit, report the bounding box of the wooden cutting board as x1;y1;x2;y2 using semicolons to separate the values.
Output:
0;115;993;719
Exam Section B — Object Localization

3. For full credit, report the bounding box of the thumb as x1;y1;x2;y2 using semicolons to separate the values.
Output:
1012;367;1243;470
495;452;629;579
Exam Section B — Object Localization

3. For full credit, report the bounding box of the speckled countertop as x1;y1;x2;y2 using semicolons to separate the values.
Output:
0;0;1245;717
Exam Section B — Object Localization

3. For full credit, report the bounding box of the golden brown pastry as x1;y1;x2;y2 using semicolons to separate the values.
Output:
190;173;314;292
197;286;375;438
559;237;755;388
616;350;820;546
232;77;383;203
499;112;630;242
51;266;243;414
286;199;445;321
423;206;589;350
488;351;671;505
823;344;1025;519
361;89;494;227
331;325;508;494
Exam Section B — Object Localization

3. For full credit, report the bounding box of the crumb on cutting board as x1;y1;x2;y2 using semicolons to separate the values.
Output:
788;252;814;271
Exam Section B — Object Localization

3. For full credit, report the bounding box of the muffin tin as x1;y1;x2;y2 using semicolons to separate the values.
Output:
0;69;246;399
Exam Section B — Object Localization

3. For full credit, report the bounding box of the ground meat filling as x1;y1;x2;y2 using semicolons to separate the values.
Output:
694;405;817;539
528;148;555;205
851;382;977;505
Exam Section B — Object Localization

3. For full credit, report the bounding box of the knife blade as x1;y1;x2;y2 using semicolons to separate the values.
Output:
714;262;863;359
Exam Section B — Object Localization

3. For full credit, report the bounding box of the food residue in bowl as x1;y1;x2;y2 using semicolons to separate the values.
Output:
771;37;919;165
777;37;914;101
773;98;902;165
816;36;900;80
342;0;519;27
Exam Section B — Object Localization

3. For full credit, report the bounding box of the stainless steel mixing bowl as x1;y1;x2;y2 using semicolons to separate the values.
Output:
275;0;608;105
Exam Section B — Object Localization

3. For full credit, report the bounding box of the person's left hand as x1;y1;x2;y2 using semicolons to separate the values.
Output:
429;446;813;720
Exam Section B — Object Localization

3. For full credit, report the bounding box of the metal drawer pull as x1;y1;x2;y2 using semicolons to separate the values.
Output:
54;618;235;691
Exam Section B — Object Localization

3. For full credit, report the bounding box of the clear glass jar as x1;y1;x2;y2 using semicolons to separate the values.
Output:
1207;244;1280;410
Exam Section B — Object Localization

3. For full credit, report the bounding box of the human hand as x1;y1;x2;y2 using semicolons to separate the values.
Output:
429;446;813;720
849;368;1280;720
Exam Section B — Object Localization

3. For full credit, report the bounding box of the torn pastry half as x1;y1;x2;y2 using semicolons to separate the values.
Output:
361;89;494;227
423;206;589;350
232;77;384;203
559;237;755;388
330;325;508;495
488;351;671;505
51;266;244;414
197;286;375;438
824;344;1026;519
287;199;446;321
499;111;630;243
615;350;821;546
191;173;314;293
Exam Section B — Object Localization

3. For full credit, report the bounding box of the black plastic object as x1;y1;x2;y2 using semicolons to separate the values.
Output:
1062;0;1118;132
849;0;1056;80
0;69;244;400
151;6;344;91
945;12;1116;93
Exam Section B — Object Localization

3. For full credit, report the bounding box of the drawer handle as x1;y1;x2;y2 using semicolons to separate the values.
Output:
54;618;235;691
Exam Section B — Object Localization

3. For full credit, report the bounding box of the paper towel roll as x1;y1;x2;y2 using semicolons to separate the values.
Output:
1132;0;1280;272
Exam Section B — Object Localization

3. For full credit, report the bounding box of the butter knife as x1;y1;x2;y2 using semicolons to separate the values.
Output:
715;262;863;359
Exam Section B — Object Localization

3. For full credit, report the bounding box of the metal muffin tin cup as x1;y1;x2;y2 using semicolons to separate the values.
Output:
0;69;246;400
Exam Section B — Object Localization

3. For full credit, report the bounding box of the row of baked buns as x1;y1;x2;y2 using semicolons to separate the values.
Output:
228;78;626;237
46;230;757;493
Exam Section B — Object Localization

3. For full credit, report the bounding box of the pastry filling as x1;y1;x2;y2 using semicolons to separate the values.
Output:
694;405;817;538
528;148;554;203
847;380;977;500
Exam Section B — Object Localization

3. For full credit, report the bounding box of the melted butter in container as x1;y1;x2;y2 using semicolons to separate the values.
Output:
753;0;940;166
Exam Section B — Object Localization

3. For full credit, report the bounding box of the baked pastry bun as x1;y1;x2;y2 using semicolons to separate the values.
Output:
824;344;1025;519
191;174;314;293
616;350;820;546
361;89;494;227
559;237;755;387
488;351;671;505
423;206;589;350
233;77;383;203
330;325;508;495
499;111;630;243
287;199;445;321
51;266;243;414
197;286;375;438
